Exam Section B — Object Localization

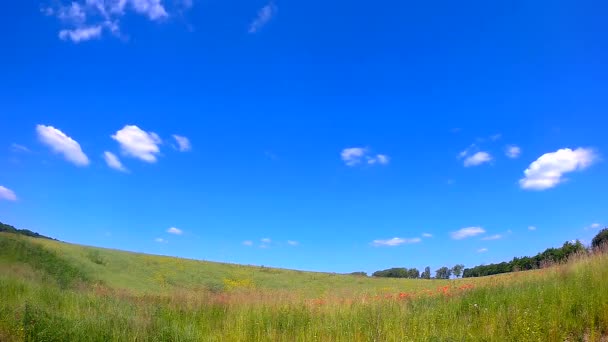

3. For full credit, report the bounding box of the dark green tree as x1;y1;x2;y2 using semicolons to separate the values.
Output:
592;228;608;249
421;266;431;279
435;266;452;279
451;264;464;278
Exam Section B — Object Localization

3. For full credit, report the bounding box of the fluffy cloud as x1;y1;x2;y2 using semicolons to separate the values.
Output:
0;186;17;201
464;152;492;167
112;125;162;163
451;227;486;240
103;151;128;172
249;3;276;33
519;148;597;190
167;227;183;235
36;124;90;166
506;145;521;158
422;233;433;238
481;234;503;241
371;237;422;247
172;135;191;152
341;147;390;166
45;0;172;42
477;248;488;253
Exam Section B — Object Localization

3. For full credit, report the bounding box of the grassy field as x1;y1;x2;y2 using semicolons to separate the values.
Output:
1;232;607;341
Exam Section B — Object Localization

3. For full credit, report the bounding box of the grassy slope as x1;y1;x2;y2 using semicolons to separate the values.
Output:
1;232;607;341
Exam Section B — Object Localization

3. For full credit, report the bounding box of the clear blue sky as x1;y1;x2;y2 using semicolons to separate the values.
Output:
1;0;607;274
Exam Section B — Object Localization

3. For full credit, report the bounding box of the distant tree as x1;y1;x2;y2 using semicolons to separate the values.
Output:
452;264;464;278
407;268;420;279
592;228;608;249
421;266;431;279
435;267;451;279
372;267;409;278
349;272;368;277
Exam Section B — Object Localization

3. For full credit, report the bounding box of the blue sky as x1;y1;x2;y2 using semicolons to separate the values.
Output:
1;0;607;274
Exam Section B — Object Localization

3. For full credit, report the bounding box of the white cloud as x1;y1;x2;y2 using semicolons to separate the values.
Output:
371;237;422;247
112;125;162;163
242;240;253;246
172;135;191;152
155;237;167;243
10;144;30;153
0;186;17;201
477;248;488;253
591;223;601;229
464;151;492;167
481;234;503;241
341;147;390;167
422;233;433;238
451;227;486;240
59;26;103;43
506;145;521;159
519;148;597;190
249;3;276;33
287;240;299;246
103;151;128;172
36;124;90;166
167;227;183;235
528;226;537;231
46;0;172;42
261;238;271;244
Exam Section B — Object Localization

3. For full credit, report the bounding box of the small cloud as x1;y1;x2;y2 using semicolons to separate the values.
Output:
490;134;502;141
371;237;422;247
451;227;486;240
464;152;492;167
59;26;102;42
528;226;537;231
259;244;269;249
36;124;90;166
261;238;272;244
10;144;30;153
112;125;162;163
287;240;299;246
167;227;183;235
422;233;433;238
155;238;167;243
243;240;253;246
248;2;276;33
0;186;17;201
477;248;488;253
341;147;389;167
585;223;602;231
103;151;128;172
506;145;521;159
481;234;503;241
172;135;191;152
519;148;597;190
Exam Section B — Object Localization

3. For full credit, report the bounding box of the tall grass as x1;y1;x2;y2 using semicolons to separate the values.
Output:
1;233;607;341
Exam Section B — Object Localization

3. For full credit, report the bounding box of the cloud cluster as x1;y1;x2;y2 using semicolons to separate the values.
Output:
519;148;597;190
458;144;492;167
341;147;390;167
36;124;90;166
44;0;174;42
0;186;17;201
167;227;183;235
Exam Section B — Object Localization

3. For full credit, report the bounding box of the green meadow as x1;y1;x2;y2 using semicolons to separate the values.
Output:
1;232;607;341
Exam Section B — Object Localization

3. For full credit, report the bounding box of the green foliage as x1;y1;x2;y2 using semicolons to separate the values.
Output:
435;266;452;279
592;228;608;249
372;267;420;279
463;240;586;278
349;272;368;277
451;264;464;278
421;266;431;279
0;221;56;240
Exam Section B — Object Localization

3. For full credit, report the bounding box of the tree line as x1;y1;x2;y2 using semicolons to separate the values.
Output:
367;228;608;279
0;221;56;240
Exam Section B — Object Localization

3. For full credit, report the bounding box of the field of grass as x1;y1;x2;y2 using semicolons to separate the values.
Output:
1;232;607;341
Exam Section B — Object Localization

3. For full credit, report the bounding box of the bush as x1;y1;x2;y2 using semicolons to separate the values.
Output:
592;228;608;250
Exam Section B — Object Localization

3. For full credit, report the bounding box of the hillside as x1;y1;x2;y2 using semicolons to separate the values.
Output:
1;231;608;341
